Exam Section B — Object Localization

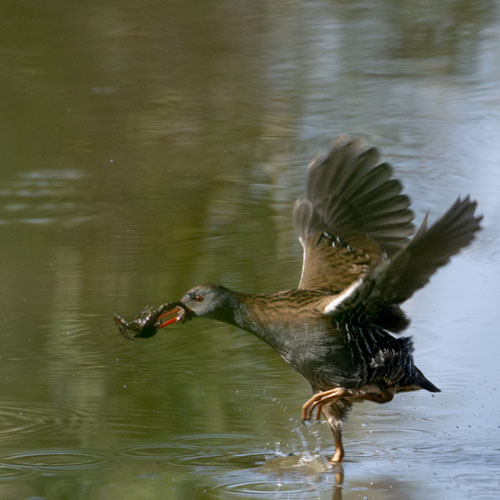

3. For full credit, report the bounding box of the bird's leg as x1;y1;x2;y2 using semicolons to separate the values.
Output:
329;424;345;463
302;387;394;463
321;406;348;463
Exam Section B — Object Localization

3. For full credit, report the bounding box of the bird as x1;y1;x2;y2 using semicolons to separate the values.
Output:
115;135;482;463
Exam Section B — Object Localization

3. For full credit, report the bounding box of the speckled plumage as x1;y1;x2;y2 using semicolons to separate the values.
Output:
119;136;482;463
219;288;434;399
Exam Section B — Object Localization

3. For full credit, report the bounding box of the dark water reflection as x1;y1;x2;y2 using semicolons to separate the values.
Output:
1;0;500;498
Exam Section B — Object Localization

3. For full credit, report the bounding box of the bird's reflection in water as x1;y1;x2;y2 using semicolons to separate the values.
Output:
259;453;344;498
331;464;344;500
259;455;411;499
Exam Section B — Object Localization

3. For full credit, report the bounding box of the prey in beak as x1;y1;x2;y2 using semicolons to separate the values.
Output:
114;302;191;341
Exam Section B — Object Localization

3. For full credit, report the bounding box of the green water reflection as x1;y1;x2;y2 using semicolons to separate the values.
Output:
0;0;499;499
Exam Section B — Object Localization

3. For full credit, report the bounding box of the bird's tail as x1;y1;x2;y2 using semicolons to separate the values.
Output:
413;366;441;393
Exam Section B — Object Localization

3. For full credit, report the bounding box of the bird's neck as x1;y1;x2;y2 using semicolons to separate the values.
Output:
225;290;327;356
217;289;339;383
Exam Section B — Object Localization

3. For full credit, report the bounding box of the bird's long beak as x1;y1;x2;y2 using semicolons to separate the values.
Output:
156;305;190;328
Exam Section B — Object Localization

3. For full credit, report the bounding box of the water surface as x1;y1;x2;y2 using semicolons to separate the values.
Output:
1;1;499;498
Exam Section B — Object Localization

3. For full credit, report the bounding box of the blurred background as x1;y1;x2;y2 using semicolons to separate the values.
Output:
0;0;499;498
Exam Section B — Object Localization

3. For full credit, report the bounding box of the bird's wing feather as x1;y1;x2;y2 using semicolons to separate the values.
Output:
295;136;415;292
323;196;482;318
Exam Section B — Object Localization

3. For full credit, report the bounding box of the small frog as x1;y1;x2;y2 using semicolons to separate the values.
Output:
114;302;190;341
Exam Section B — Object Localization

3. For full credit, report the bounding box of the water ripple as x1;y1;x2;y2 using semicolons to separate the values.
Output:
0;168;96;226
118;433;264;467
0;463;37;480
209;477;324;497
0;401;96;443
1;449;109;472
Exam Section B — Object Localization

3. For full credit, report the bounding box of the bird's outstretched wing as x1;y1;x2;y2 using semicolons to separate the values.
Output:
294;136;415;293
323;196;482;319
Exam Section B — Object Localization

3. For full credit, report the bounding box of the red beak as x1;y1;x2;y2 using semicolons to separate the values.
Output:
156;305;188;328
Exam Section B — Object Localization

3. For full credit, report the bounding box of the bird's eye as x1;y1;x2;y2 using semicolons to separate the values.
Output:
193;294;204;302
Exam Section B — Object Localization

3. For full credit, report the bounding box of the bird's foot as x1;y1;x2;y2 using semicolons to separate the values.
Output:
302;388;356;422
302;386;394;422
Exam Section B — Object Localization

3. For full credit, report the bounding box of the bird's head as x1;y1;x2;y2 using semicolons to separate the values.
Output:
181;284;236;318
157;283;237;328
